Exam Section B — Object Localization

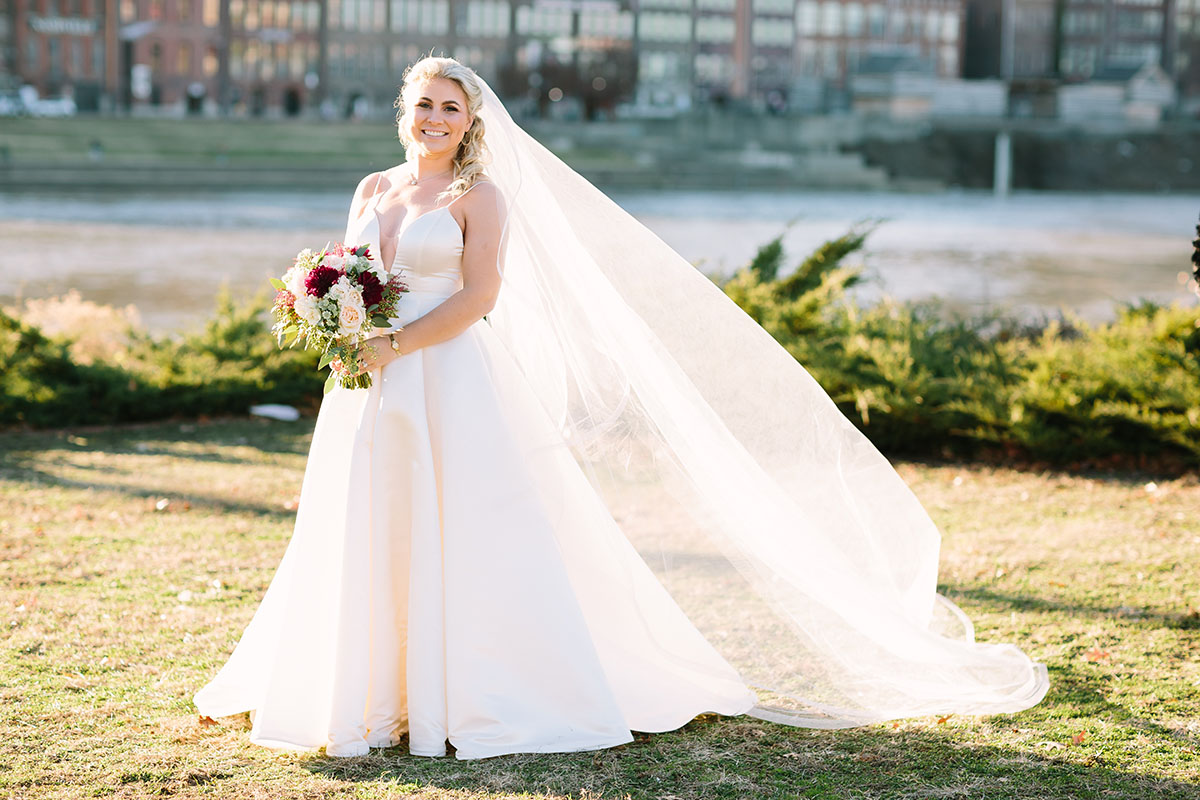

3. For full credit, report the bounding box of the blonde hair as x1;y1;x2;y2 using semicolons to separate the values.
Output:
394;54;491;203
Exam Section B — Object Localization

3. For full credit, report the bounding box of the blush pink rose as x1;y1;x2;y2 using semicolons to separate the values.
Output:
338;302;365;335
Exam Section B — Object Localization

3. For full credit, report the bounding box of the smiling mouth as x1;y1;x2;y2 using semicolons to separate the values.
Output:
421;129;449;137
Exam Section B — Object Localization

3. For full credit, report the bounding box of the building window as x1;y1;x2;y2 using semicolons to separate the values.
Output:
419;0;450;34
47;37;61;76
820;2;841;36
695;51;733;83
1060;43;1098;76
639;49;683;83
69;39;84;76
203;0;219;25
754;0;793;13
939;43;957;76
178;41;193;74
797;1;817;35
844;2;863;36
697;14;735;43
754;16;794;47
516;4;571;35
942;11;958;42
467;0;511;37
580;6;620;37
93;40;105;77
868;3;885;37
639;11;690;42
1114;9;1163;35
203;45;219;76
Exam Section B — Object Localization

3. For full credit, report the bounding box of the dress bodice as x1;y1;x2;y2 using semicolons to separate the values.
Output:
383;206;465;296
346;182;478;300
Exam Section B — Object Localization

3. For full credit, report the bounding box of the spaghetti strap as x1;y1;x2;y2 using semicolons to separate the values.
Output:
365;171;386;207
445;177;491;207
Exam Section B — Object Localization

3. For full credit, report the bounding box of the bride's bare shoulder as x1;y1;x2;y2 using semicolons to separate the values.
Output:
354;168;392;200
460;177;503;217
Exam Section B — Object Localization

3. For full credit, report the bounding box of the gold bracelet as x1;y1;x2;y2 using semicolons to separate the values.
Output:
388;333;403;355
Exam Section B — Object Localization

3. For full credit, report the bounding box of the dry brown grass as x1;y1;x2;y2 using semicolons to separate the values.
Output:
1;418;1198;799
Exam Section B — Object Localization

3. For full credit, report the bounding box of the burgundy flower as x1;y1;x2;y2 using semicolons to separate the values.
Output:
357;270;384;308
349;244;372;260
305;265;342;298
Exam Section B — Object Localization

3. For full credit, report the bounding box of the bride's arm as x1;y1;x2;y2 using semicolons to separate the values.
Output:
345;171;382;233
355;180;506;371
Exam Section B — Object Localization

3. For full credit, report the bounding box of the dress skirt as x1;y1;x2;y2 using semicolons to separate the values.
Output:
193;289;757;759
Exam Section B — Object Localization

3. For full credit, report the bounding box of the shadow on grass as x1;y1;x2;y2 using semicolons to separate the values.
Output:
0;415;315;460
898;455;1195;486
0;418;316;520
946;585;1200;631
288;714;1200;800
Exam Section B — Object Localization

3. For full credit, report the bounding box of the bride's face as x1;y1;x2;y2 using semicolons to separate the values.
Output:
402;78;473;158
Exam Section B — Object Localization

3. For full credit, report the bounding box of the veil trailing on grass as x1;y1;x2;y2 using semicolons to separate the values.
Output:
474;74;1049;727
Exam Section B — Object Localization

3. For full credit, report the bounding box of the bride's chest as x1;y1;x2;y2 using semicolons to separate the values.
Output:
361;206;465;276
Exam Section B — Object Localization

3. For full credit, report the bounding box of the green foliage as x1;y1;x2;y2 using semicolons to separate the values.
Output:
6;232;1200;470
1005;304;1200;465
717;227;1200;469
1;287;322;429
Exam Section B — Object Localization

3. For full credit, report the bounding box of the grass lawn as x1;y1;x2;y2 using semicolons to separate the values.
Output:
1;417;1198;799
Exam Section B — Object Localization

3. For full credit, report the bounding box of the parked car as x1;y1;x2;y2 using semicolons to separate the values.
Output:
0;93;27;117
30;96;77;117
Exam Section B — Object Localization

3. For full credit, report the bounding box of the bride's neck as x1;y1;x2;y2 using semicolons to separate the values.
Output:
409;155;457;181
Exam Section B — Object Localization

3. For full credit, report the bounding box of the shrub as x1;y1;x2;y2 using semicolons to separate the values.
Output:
0;288;322;429
716;226;1200;470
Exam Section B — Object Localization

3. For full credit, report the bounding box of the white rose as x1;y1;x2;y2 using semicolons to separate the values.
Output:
369;260;390;284
293;293;319;325
330;276;363;306
284;265;307;297
337;300;366;337
322;253;346;271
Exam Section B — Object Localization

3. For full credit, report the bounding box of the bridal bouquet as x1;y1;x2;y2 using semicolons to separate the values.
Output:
270;242;408;392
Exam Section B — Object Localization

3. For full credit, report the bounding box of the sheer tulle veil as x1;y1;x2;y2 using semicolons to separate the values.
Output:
427;65;1049;727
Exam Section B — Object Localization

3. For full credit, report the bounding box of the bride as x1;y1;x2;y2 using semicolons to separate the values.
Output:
194;56;1049;760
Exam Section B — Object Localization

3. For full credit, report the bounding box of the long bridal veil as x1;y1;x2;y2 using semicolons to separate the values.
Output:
472;70;1048;728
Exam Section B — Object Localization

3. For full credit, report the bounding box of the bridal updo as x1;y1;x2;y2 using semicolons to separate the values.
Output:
394;55;492;203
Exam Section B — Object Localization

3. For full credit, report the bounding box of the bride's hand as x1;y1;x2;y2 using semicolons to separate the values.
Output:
347;336;395;375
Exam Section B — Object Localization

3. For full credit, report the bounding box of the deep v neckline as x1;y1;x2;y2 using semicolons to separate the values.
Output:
368;192;466;274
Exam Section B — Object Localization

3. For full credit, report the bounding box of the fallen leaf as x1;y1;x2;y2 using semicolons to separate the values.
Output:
1071;731;1086;745
198;715;217;727
937;714;952;724
1084;648;1111;662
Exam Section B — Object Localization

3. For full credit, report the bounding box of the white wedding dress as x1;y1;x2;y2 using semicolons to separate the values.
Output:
192;177;759;759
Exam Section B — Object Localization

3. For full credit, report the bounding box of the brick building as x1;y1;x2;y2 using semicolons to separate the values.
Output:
4;0;973;116
8;0;111;109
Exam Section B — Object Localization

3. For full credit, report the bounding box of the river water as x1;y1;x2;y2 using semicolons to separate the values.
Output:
1;188;1196;331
